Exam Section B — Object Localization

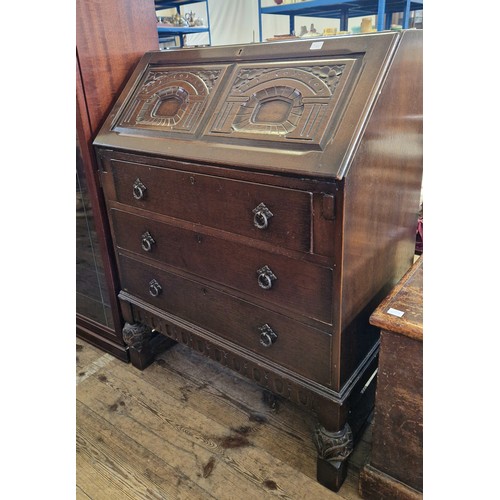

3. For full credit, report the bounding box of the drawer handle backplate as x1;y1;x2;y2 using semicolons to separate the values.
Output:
149;279;162;297
253;202;273;230
133;178;147;200
259;324;278;348
257;265;277;290
141;231;156;252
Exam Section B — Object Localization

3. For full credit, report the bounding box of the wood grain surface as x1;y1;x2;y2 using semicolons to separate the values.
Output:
76;338;369;499
369;257;423;341
360;256;423;498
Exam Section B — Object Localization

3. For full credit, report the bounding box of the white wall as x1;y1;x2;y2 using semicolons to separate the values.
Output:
158;0;263;47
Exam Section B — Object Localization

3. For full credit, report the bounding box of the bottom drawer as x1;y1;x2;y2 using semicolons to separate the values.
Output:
118;254;331;385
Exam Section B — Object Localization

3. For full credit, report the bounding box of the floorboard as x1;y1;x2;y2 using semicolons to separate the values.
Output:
76;338;369;499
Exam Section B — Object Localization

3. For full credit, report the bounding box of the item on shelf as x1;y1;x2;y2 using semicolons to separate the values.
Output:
185;11;204;27
361;17;373;33
391;24;403;31
158;13;188;27
259;0;423;42
322;27;337;36
266;34;299;41
300;23;321;38
155;0;211;48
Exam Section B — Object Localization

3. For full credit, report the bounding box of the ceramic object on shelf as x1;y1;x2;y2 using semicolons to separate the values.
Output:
361;17;373;33
323;27;337;36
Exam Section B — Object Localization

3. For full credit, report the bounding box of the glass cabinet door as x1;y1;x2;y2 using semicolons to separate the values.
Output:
75;127;127;361
76;140;114;329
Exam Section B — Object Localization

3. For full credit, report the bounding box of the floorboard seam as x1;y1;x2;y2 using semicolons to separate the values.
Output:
77;353;116;386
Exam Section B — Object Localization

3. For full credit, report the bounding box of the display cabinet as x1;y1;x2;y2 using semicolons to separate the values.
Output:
76;0;160;359
258;0;423;41
155;0;211;47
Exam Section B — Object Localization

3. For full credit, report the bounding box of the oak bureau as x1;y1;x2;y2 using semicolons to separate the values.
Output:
94;30;423;491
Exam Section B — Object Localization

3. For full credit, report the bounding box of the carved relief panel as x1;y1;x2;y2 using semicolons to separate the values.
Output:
205;59;359;147
113;65;229;135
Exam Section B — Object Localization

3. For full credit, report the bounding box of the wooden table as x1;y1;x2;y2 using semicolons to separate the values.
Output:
359;257;423;499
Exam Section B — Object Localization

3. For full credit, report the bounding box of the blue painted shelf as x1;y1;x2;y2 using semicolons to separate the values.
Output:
258;0;423;41
155;0;211;47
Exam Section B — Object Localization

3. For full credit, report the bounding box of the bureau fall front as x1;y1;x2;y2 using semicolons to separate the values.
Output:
94;30;423;491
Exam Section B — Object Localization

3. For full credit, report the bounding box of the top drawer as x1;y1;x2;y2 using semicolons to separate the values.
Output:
109;159;312;253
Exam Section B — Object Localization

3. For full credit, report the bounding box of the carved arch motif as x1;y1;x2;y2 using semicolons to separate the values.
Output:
137;86;189;127
115;68;223;134
232;86;304;135
209;62;348;143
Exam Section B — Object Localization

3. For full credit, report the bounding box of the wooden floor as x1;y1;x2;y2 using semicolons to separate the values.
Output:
76;338;372;500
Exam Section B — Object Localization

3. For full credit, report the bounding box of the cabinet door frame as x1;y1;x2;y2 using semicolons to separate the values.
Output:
76;58;127;357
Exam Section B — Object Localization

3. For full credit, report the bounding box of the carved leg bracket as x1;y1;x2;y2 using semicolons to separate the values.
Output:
122;322;153;352
122;322;175;370
313;422;354;492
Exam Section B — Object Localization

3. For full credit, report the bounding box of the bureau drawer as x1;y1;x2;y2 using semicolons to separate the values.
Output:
118;254;331;385
111;209;332;324
110;159;312;252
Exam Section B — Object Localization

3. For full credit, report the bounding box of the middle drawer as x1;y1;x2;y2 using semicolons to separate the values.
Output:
111;208;333;324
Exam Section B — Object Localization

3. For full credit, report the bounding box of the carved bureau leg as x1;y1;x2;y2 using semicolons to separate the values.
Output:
314;422;354;492
122;322;175;370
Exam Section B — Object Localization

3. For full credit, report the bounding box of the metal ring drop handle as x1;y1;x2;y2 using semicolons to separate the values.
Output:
149;279;162;297
259;324;278;347
257;265;277;290
133;178;147;200
253;203;273;230
141;231;156;252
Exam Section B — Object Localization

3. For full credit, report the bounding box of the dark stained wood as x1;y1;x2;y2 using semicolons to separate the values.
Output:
93;30;423;492
94;33;402;177
77;67;124;348
98;148;339;193
76;0;159;357
338;29;423;389
110;208;333;323
359;465;422;500
76;314;128;362
122;322;176;371
117;254;332;385
108;157;313;253
359;257;423;498
369;256;423;341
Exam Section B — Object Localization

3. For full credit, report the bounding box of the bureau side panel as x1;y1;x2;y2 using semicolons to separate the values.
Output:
338;30;423;387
